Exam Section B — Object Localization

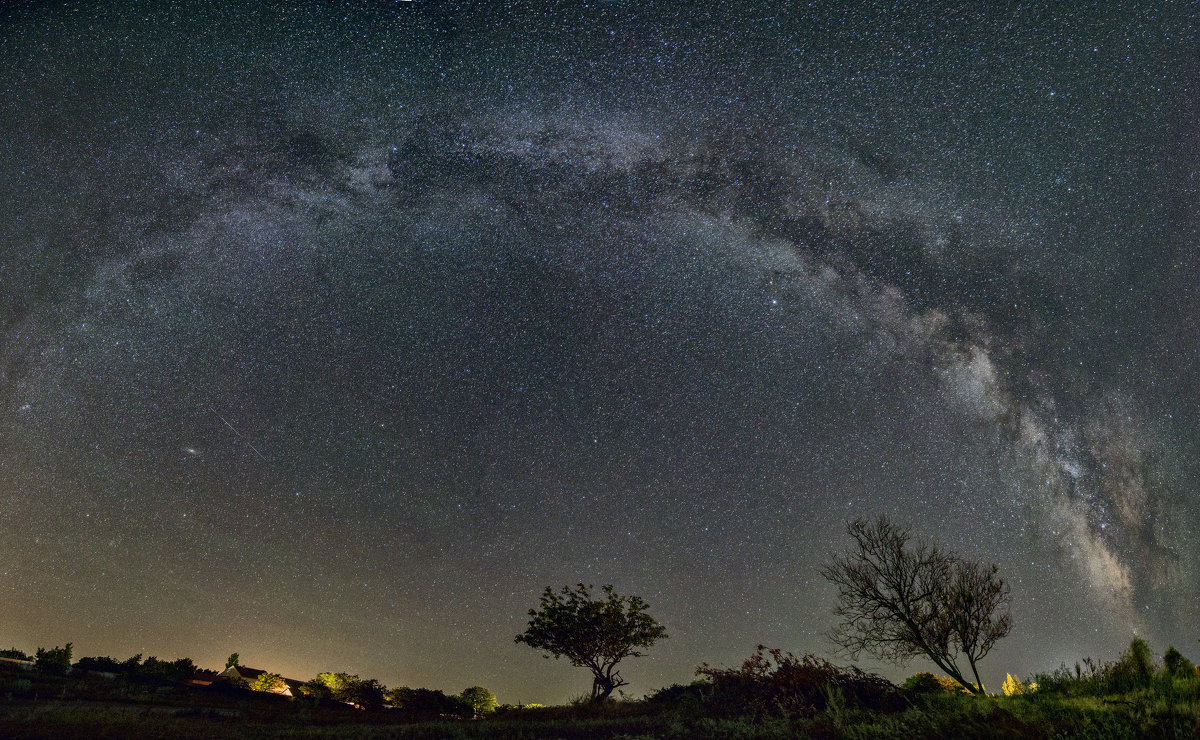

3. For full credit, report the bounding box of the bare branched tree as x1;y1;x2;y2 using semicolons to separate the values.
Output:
820;516;1011;694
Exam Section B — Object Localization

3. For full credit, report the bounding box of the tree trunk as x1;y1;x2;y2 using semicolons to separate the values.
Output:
594;680;614;702
968;656;985;694
591;667;622;702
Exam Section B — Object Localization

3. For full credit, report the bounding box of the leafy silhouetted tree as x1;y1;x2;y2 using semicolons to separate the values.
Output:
297;679;332;700
250;671;286;692
386;686;469;716
460;685;498;717
313;671;356;697
34;643;72;675
312;672;385;709
74;656;123;674
821;516;1011;694
75;654;142;675
344;678;386;710
137;656;195;684
515;584;667;701
0;648;30;661
225;653;239;669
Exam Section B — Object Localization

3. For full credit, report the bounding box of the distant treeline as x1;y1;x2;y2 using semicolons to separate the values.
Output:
0;643;510;718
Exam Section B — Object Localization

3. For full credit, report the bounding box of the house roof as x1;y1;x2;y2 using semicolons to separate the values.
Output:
189;668;221;685
0;656;34;668
229;665;267;680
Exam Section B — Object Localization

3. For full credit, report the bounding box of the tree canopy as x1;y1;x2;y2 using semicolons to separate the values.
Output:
515;583;667;701
460;685;498;717
250;671;286;692
386;686;470;716
34;643;73;675
312;671;385;709
820;516;1011;694
138;656;196;684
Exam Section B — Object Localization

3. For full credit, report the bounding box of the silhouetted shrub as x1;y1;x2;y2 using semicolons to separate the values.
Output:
695;645;904;718
1033;639;1194;697
645;682;705;705
643;682;705;719
900;671;957;696
492;702;546;715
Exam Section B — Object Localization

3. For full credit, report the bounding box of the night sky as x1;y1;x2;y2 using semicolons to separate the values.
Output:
2;0;1197;704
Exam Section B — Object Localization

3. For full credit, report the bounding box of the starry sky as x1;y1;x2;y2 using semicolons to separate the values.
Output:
1;0;1197;704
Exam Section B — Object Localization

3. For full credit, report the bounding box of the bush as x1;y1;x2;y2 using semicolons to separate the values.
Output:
646;682;706;705
1001;673;1037;696
493;702;545;715
1033;638;1198;698
900;672;953;696
695;645;904;719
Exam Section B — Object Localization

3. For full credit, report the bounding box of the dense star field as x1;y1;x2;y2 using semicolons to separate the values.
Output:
1;1;1196;703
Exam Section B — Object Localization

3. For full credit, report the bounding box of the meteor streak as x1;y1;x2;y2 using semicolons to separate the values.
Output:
209;406;267;461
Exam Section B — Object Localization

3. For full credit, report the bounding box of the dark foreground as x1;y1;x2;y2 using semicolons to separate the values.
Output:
2;691;1199;739
5;649;1200;740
